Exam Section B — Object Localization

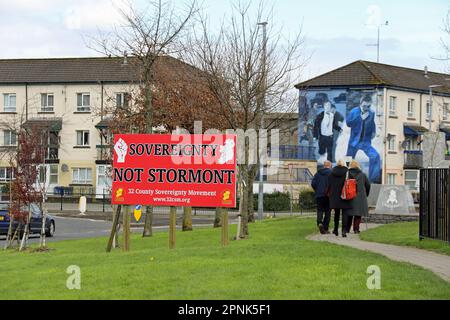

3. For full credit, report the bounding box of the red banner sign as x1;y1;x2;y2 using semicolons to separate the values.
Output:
112;134;237;208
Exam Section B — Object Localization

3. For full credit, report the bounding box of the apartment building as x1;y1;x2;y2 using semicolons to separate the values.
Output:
295;60;450;191
0;57;143;196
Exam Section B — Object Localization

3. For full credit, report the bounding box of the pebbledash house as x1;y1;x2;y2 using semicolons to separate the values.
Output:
295;60;450;194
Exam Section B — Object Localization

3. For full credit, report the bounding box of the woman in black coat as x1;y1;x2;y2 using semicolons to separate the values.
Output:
327;160;352;237
343;160;371;234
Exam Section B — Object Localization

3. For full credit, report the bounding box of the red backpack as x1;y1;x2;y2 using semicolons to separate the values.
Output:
341;171;357;200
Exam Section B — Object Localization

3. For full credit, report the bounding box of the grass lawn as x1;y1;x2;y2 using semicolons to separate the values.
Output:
360;222;450;256
1;217;449;300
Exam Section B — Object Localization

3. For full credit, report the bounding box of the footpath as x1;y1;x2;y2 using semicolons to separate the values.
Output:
308;224;450;283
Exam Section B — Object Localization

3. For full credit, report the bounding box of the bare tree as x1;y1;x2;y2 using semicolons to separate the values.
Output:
185;1;306;238
88;0;199;237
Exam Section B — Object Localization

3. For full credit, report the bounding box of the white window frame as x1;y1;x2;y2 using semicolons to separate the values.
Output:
387;173;396;185
72;168;92;185
76;93;91;112
116;92;130;108
388;135;396;152
426;101;431;120
389;96;397;116
3;130;17;146
41;93;54;112
443;103;449;121
3;93;16;112
404;170;419;191
0;167;14;181
407;99;415;118
76;130;90;146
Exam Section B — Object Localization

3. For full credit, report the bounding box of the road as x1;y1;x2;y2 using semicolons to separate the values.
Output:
0;215;220;243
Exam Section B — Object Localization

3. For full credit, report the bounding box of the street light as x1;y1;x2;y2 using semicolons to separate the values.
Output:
428;84;443;131
257;21;268;221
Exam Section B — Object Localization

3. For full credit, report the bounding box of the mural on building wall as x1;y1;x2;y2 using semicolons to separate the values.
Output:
298;89;384;184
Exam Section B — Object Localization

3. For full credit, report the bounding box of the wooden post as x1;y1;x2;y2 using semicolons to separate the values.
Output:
169;206;176;249
123;206;131;252
106;205;121;252
221;208;229;246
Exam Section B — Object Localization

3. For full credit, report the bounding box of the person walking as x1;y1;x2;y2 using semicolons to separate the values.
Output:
343;160;371;234
327;159;352;237
311;160;332;234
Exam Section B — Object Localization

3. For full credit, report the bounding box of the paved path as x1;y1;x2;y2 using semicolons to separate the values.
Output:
308;224;450;283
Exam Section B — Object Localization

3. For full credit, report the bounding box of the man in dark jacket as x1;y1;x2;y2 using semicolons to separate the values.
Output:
311;160;332;234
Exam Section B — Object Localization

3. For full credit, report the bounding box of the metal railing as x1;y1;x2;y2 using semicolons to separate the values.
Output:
269;145;316;160
404;150;423;169
419;168;450;243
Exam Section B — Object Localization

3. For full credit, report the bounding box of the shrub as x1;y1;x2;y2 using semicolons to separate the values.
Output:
298;188;316;210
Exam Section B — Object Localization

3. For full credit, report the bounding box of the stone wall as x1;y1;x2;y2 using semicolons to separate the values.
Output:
362;213;419;224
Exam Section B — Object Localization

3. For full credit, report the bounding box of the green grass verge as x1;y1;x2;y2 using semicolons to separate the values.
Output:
360;221;450;256
1;218;449;300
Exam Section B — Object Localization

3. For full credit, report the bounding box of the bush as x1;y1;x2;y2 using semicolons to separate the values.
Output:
253;192;291;212
298;188;316;210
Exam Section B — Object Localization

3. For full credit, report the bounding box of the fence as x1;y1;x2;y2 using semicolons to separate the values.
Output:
0;192;316;217
419;168;450;243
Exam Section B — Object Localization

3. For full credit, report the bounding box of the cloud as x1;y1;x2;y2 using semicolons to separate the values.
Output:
63;0;126;30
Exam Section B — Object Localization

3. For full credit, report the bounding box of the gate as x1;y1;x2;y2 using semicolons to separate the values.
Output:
419;168;450;243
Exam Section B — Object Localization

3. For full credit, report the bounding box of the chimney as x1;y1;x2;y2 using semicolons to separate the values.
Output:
123;51;128;65
424;66;429;79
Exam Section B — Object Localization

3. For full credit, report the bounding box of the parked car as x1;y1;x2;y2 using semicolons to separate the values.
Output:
0;202;55;237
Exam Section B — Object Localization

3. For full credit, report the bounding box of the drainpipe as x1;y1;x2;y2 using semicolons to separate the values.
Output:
383;87;388;185
25;83;28;121
100;81;104;120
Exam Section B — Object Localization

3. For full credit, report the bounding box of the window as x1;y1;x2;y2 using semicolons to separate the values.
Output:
388;135;396;152
404;170;419;191
76;93;91;112
39;165;58;185
72;168;92;184
3;94;16;112
387;173;396;185
389;96;397;116
76;130;90;146
0;167;13;181
3;130;17;146
443;103;449;121
41;93;54;112
426;101;431;120
407;99;415;117
116;93;130;108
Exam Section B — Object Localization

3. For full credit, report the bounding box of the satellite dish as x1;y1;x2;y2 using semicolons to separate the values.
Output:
62;164;69;172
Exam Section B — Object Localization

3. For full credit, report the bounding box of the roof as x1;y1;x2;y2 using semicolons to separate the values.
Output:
295;60;450;95
23;118;63;131
0;55;195;84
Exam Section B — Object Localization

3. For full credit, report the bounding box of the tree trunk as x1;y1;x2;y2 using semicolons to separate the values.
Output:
142;79;154;237
142;205;153;237
214;207;222;228
182;207;193;231
247;168;256;223
4;215;13;250
39;202;48;249
239;178;249;239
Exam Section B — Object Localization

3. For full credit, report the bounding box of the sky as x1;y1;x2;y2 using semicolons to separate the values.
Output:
0;0;449;81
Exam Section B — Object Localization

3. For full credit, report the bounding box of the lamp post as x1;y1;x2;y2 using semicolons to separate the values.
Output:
428;84;443;131
257;21;268;221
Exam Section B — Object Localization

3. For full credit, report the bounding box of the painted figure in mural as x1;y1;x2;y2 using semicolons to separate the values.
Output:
313;101;343;162
300;101;321;145
346;94;381;183
330;104;344;163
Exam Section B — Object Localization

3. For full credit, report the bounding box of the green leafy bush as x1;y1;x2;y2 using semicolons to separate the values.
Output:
298;188;316;210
